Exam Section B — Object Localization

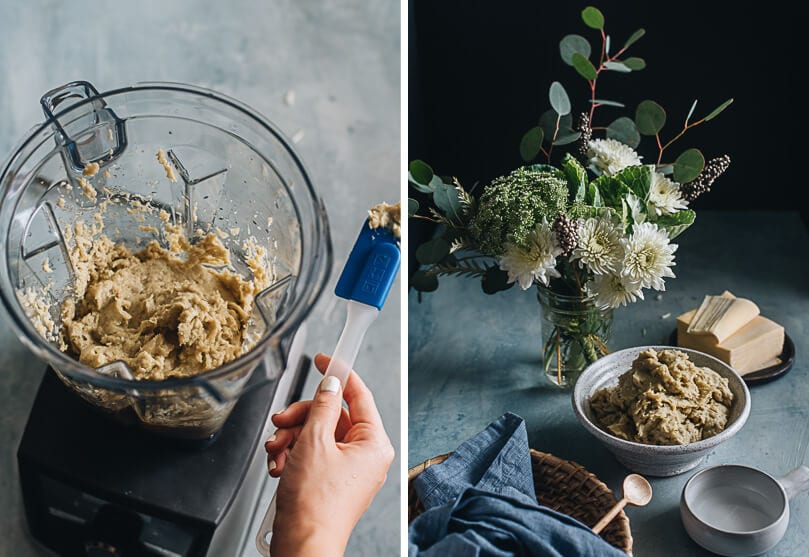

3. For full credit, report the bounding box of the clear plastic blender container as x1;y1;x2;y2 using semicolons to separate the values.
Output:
0;81;331;439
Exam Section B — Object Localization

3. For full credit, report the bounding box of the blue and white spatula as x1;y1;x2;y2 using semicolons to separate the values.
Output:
323;220;400;386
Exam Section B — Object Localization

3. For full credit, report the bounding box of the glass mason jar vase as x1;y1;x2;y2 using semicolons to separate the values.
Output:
537;285;613;388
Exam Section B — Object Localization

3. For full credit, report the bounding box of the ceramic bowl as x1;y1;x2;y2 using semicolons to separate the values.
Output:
572;346;751;477
680;465;807;556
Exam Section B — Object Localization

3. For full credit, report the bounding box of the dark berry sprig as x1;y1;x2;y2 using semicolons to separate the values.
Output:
575;112;592;165
680;155;731;202
554;214;579;257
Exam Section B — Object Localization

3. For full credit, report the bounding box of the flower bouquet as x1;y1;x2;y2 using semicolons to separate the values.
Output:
409;6;733;387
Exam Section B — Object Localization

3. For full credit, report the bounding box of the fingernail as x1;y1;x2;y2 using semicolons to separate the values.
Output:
268;459;277;473
266;433;277;443
320;376;340;393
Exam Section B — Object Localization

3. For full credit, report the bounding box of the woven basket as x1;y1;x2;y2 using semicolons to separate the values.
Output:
408;449;633;555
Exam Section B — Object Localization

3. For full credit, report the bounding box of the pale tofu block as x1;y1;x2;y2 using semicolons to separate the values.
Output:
677;309;784;375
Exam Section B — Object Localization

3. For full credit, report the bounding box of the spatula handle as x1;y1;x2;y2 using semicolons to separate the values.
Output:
324;300;379;386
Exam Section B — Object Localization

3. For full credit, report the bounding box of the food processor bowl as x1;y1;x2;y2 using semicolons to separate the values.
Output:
0;81;332;439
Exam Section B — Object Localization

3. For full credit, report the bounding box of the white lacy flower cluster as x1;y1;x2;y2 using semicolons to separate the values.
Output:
574;217;678;308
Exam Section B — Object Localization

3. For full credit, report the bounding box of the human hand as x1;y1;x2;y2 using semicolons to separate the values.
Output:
264;354;394;556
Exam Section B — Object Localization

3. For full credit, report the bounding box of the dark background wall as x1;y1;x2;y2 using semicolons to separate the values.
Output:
409;0;801;263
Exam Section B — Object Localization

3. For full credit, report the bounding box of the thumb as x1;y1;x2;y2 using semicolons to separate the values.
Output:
302;375;343;441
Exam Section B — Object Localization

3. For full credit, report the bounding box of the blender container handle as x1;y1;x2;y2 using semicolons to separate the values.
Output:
256;493;277;556
778;465;809;500
40;80;127;169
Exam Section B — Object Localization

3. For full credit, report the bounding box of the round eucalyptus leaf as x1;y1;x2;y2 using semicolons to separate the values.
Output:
559;34;591;66
623;57;646;70
520;126;545;162
415;237;451;265
433;182;463;223
673;148;705;183
606;117;641;149
552;131;582;146
549;81;571;115
411;270;438;292
572;53;598;81
408;198;419;217
409;160;433;185
581;6;605;30
635;100;666;136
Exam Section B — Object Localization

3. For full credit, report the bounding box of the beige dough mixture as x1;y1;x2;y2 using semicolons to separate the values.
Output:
61;224;264;381
590;348;734;445
368;201;401;238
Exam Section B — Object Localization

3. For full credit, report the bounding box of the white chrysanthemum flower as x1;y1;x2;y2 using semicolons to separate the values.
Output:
570;216;624;275
498;219;562;289
648;173;688;216
621;222;678;291
587;273;645;308
625;194;646;225
587;138;642;176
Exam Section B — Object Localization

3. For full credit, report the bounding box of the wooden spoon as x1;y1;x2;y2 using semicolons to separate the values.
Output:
592;474;653;534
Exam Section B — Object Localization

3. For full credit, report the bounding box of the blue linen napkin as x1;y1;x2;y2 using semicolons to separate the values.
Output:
408;413;627;556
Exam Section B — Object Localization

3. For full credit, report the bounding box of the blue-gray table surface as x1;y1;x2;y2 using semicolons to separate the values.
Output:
408;210;809;556
0;2;400;555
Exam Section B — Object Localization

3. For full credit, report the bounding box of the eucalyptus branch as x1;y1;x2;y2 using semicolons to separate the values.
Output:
655;133;663;165
656;118;705;165
589;25;630;124
599;29;607;66
661;119;705;152
547;114;562;162
589;28;608;123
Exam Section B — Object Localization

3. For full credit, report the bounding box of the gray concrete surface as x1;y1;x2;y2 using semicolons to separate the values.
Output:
0;1;400;555
409;211;809;556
